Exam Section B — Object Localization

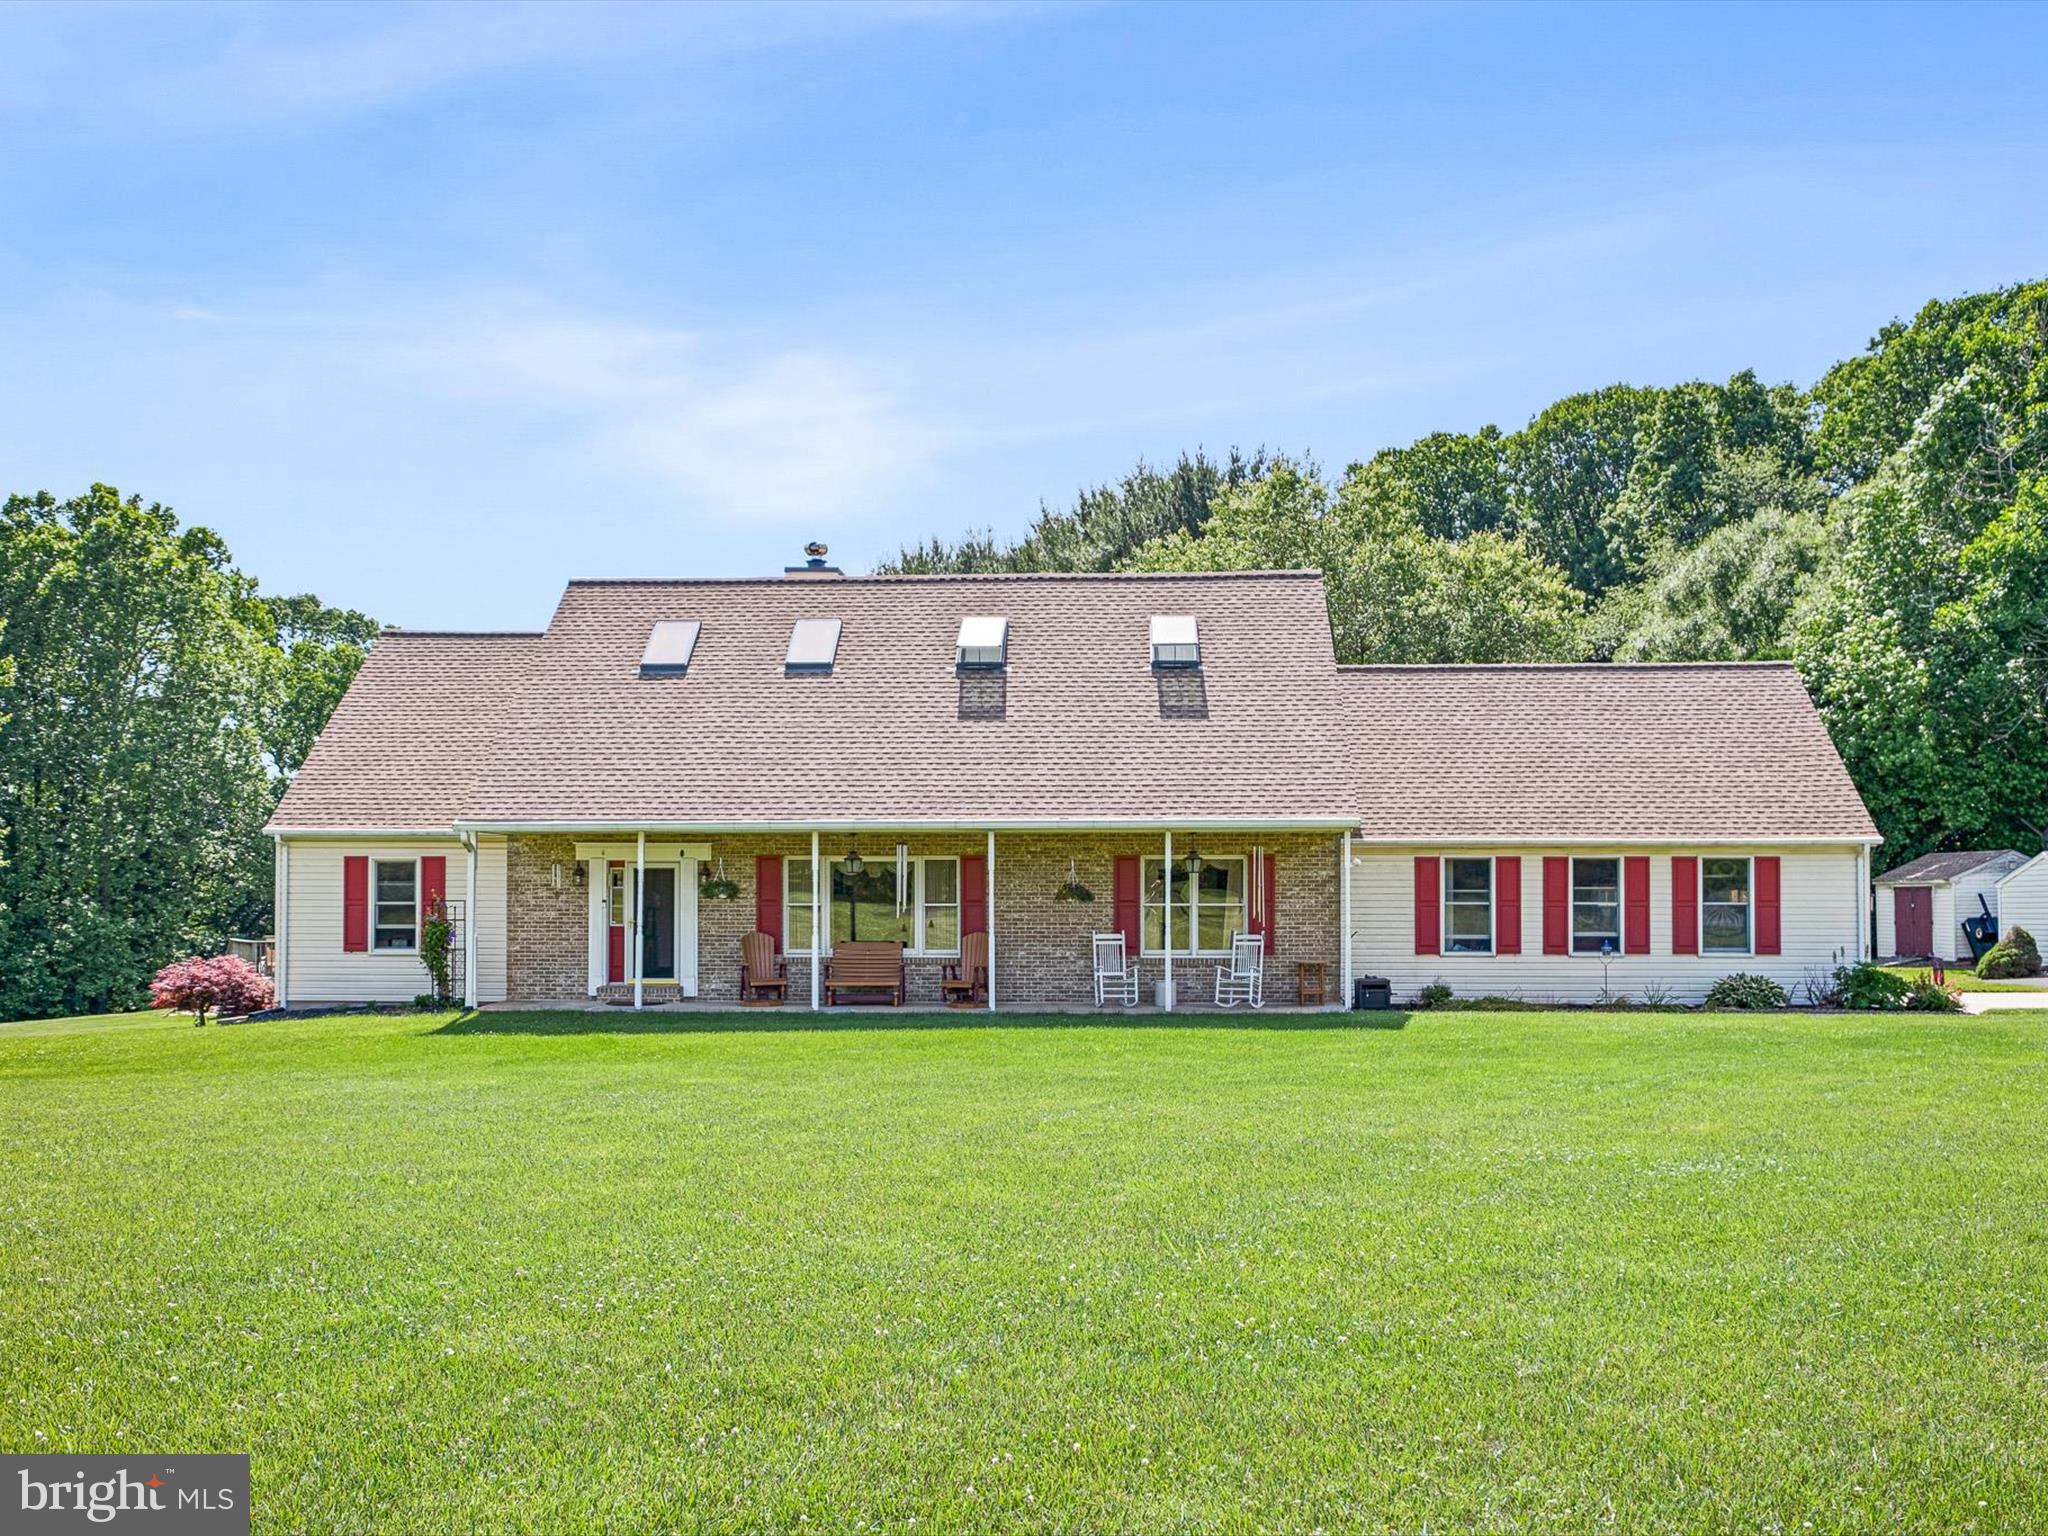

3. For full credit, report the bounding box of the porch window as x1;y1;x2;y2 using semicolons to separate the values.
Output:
608;866;626;928
1570;857;1621;955
372;859;418;951
1443;857;1492;953
1702;856;1752;954
788;856;961;956
1140;855;1246;956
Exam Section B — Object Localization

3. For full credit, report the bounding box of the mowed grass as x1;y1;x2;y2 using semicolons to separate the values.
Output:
3;1008;2046;1533
1881;964;2041;993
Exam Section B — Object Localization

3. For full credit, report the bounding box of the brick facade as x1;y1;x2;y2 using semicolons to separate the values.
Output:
503;831;1344;1008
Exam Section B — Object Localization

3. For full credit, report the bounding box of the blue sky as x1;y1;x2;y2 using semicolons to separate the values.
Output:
3;1;2044;630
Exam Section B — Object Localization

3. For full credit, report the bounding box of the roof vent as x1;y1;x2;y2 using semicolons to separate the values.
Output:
639;620;700;676
1150;614;1200;669
783;541;844;579
956;615;1008;671
786;617;842;674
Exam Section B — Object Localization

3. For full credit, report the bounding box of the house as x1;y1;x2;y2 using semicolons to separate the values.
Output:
1873;849;2029;962
265;562;1881;1011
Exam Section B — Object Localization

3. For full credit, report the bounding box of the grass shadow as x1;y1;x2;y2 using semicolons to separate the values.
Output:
430;1008;1410;1038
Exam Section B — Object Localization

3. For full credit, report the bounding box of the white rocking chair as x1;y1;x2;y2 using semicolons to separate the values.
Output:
1214;932;1265;1008
1092;932;1139;1007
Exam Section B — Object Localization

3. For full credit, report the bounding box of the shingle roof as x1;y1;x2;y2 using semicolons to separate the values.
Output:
267;631;543;831
1338;662;1878;842
1873;849;2025;885
460;571;1355;826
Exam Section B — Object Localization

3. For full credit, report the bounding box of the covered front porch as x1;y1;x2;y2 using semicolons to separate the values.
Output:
471;824;1354;1013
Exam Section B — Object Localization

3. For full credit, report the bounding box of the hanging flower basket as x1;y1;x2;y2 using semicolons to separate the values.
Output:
699;857;739;901
1055;880;1095;903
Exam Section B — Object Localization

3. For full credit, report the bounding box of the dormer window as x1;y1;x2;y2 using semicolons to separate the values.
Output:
786;617;842;675
1150;615;1200;669
956;615;1008;671
639;620;700;676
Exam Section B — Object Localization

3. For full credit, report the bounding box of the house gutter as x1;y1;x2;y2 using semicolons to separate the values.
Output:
1345;834;1887;848
445;816;1359;835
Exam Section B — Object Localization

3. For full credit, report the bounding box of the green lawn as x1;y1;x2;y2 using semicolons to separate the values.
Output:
3;1007;2045;1533
1881;963;2042;993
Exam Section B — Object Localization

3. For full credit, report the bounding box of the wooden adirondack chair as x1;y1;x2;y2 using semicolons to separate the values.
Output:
739;930;787;1004
941;930;989;1005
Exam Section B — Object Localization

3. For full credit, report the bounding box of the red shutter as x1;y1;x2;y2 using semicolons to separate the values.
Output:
1256;851;1278;955
421;855;446;918
1495;856;1521;955
1542;857;1569;955
1413;856;1441;955
1672;856;1699;955
1623;856;1650;956
1113;855;1141;952
961;854;988;935
1755;856;1781;955
342;855;369;952
755;856;783;946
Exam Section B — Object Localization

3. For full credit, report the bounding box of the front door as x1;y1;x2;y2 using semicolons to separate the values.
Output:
1894;887;1933;957
641;868;677;980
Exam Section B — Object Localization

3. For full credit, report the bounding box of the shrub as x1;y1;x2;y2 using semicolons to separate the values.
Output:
1977;926;2042;980
1704;973;1789;1010
1903;976;1963;1012
1415;982;1454;1009
149;955;274;1026
1836;961;1913;1011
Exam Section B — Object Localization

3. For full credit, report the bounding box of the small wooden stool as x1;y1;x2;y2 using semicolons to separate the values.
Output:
1295;961;1328;1007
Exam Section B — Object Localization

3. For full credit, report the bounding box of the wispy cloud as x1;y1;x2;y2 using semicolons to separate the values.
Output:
398;304;940;525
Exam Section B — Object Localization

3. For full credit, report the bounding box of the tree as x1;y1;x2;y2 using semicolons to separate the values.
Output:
1593;506;1825;662
880;449;1270;573
1123;460;1582;664
1502;385;1661;597
149;953;273;1025
259;594;378;779
1348;427;1510;541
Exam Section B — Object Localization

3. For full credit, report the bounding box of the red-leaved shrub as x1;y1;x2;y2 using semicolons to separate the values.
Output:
149;955;275;1026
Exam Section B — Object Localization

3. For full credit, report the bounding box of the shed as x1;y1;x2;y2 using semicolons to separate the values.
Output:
1874;849;2028;961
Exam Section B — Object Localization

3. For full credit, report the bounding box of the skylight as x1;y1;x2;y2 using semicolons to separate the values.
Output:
786;617;842;674
639;620;701;676
1149;614;1200;669
956;615;1008;671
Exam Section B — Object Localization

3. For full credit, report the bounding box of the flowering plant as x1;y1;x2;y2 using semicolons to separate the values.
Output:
150;955;274;1026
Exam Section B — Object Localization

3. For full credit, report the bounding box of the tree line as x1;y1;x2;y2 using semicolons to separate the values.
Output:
0;487;374;1019
883;278;2048;873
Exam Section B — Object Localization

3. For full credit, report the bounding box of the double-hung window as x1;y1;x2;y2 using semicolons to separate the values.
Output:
1140;855;1247;956
1443;857;1493;953
372;859;418;951
1701;857;1752;954
787;856;962;956
1570;857;1621;955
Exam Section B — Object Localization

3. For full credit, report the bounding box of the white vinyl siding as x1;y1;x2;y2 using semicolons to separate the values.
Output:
1996;854;2048;949
281;837;507;1004
1351;845;1865;1005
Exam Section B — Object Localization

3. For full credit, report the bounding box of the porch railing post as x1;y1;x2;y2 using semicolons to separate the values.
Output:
1162;829;1174;1009
986;830;997;1012
810;831;822;1011
464;832;479;1010
633;830;645;1010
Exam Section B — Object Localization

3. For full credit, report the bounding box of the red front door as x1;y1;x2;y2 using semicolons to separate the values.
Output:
1894;887;1933;957
607;862;627;983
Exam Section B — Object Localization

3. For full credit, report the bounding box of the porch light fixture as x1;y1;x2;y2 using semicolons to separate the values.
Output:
574;863;587;889
1183;847;1202;876
845;843;865;876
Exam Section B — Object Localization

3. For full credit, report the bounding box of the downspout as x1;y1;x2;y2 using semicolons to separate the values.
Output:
634;830;645;1010
1340;831;1353;1010
462;831;479;1010
986;830;997;1013
810;831;822;1011
274;835;290;1010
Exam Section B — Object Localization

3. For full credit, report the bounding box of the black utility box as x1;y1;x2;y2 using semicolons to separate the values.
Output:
1354;975;1392;1010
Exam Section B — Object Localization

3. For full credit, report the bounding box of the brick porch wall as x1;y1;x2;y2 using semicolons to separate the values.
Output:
503;831;1343;1007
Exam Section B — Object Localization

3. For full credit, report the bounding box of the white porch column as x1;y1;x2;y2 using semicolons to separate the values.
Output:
809;831;822;1011
985;830;997;1012
273;836;289;1009
1339;831;1353;1011
633;830;645;1010
1162;829;1174;1010
463;833;479;1010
